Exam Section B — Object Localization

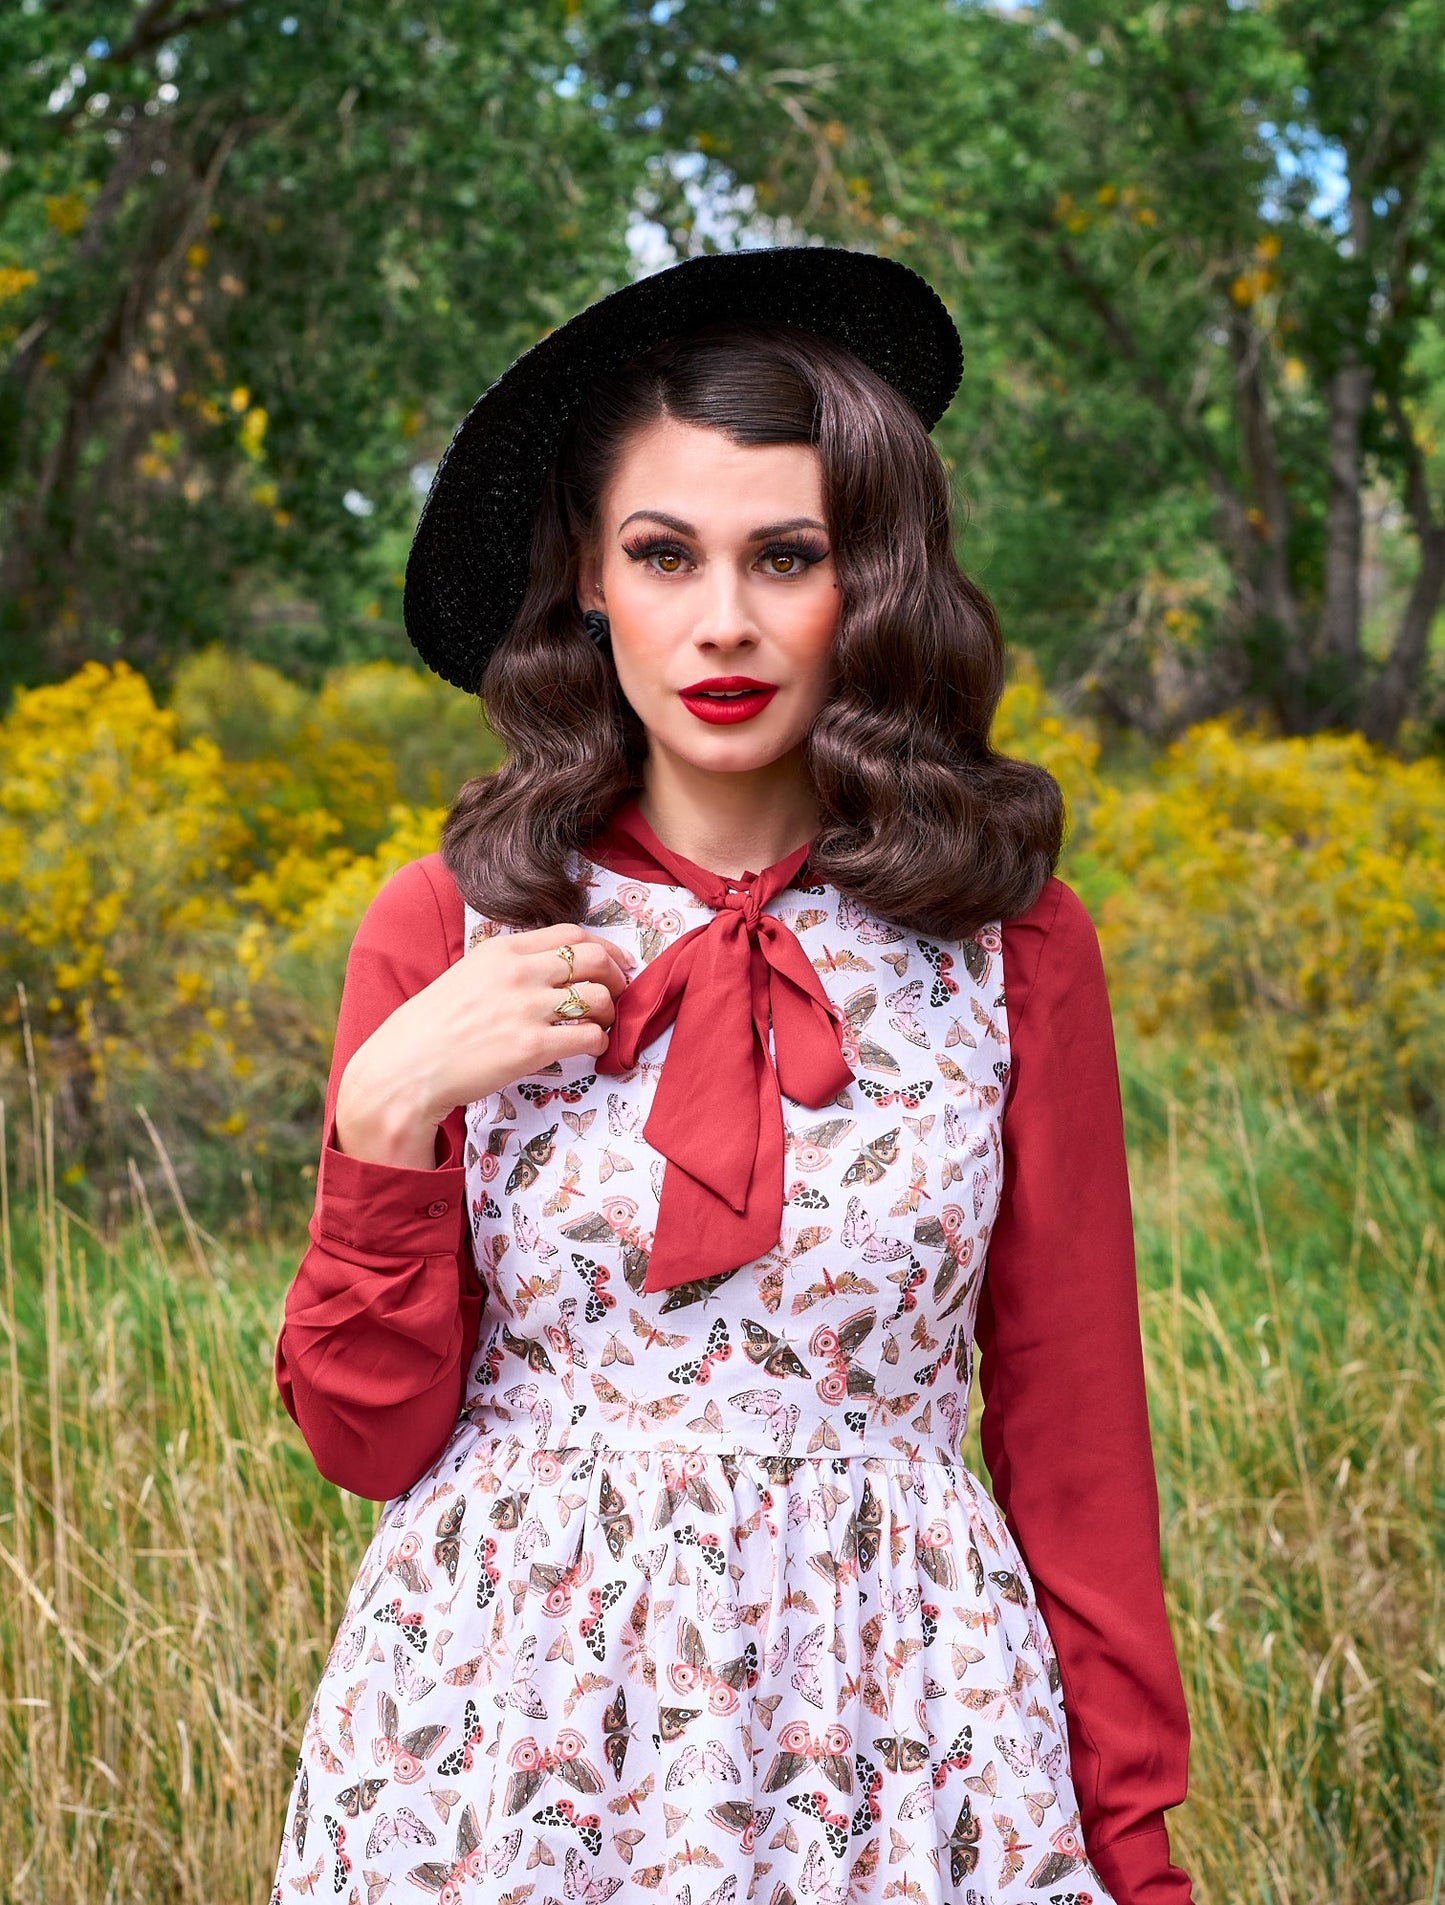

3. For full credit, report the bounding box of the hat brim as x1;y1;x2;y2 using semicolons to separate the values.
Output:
403;246;963;692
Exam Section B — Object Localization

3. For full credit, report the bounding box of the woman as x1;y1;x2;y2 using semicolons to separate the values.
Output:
269;248;1193;1905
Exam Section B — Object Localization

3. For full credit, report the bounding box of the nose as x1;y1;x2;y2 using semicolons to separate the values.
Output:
689;561;758;652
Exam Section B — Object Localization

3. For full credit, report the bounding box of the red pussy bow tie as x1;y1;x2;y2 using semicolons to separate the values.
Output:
587;796;856;1293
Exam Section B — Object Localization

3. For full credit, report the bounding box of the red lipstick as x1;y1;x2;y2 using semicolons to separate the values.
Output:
678;676;779;725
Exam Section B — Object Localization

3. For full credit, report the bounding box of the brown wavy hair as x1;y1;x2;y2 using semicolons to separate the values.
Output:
440;321;1063;937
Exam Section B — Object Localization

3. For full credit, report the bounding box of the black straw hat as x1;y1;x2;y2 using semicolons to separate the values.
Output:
403;246;963;693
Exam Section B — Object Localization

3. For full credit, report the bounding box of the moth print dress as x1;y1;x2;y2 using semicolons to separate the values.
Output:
270;852;1116;1905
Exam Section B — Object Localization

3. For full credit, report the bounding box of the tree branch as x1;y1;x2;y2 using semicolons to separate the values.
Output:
1384;387;1439;544
2;116;249;612
104;0;247;67
1049;234;1256;560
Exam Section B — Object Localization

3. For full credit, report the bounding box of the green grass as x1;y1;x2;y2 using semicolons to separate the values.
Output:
0;1038;1442;1901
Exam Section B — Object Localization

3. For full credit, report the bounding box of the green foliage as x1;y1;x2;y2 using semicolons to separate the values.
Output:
0;1;650;692
6;2;1445;741
579;0;1445;740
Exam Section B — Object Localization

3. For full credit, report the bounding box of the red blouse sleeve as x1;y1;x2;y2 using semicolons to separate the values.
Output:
983;877;1193;1903
273;852;482;1502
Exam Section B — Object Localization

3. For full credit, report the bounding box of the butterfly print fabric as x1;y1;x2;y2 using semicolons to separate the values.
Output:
270;855;1116;1905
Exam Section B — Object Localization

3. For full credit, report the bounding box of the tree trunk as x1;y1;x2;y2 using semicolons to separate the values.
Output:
1367;388;1445;745
1228;311;1307;729
1364;523;1445;745
1318;352;1372;714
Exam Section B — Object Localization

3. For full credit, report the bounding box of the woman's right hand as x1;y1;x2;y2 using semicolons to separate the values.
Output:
334;923;636;1168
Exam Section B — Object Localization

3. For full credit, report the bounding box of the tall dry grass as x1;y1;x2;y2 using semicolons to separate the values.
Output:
0;1031;1442;1900
0;1060;371;1897
1133;1056;1445;1900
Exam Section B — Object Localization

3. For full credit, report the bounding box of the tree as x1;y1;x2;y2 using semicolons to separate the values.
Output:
0;0;650;695
583;0;1445;743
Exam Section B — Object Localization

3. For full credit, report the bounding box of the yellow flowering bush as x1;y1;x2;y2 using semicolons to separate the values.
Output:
249;800;448;1038
0;658;468;1214
0;660;253;1127
3;651;1440;1220
1075;717;1445;1113
992;652;1103;828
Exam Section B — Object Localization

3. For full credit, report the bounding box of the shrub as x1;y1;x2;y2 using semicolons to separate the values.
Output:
1075;717;1445;1117
0;659;458;1219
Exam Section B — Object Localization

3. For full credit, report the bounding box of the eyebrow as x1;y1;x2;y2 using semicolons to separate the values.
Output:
617;509;828;540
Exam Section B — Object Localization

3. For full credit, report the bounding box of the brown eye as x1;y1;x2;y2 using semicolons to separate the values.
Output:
656;551;682;572
759;542;826;575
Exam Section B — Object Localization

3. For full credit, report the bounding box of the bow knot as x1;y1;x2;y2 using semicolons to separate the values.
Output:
588;799;855;1292
721;882;762;926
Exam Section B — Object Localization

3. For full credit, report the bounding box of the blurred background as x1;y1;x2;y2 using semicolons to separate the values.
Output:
0;3;1442;1898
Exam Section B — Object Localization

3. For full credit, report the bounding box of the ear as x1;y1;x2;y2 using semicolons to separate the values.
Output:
575;540;605;610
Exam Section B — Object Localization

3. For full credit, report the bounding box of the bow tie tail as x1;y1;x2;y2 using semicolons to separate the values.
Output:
757;923;856;1106
595;920;710;1074
642;1043;786;1292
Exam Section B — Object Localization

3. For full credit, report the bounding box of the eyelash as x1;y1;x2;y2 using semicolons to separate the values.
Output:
621;537;828;576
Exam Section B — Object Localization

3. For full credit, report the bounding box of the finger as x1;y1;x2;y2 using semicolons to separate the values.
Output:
537;1017;611;1061
542;979;616;1030
515;922;638;970
528;939;633;998
578;929;637;974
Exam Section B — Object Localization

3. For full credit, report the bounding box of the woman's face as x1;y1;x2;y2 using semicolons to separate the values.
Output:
580;417;841;779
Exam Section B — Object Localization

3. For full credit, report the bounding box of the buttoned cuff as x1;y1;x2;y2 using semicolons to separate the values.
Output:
313;1116;465;1257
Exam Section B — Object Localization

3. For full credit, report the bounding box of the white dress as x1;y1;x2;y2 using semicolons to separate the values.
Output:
270;851;1114;1905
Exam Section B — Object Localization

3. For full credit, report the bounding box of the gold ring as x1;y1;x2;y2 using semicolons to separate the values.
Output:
555;942;576;981
553;984;590;1022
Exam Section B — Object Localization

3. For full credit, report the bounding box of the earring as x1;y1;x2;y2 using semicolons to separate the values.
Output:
583;609;611;647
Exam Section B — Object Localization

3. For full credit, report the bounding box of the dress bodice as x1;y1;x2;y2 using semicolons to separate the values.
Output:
459;853;1011;1466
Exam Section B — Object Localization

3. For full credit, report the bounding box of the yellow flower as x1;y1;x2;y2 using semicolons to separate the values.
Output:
44;194;88;236
0;266;38;303
239;407;268;457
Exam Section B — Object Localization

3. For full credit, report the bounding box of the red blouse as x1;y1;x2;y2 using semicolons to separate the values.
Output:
273;852;1193;1902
